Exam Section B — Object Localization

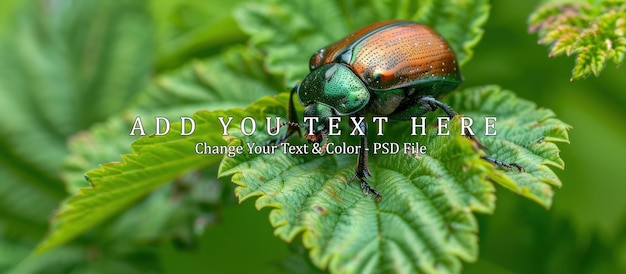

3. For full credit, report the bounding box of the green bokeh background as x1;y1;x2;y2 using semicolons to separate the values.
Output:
0;0;624;273
464;1;626;273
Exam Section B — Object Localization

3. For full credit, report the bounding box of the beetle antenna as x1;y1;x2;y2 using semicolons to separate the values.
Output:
272;121;301;131
287;121;304;128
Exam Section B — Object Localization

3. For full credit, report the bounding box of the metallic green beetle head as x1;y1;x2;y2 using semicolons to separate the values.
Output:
296;63;370;143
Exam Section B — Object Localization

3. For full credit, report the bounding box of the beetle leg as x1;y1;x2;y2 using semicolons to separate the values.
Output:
349;116;382;200
267;86;303;145
416;96;524;172
416;96;485;148
268;121;302;145
482;156;525;172
319;130;329;155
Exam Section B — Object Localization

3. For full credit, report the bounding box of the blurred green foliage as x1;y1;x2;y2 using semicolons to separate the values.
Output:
0;0;624;273
41;0;572;272
464;1;626;273
529;0;626;80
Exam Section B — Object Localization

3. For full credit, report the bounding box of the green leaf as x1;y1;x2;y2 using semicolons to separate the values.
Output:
445;86;571;207
36;0;154;132
529;1;626;80
0;0;155;243
234;0;489;86
30;1;572;272
218;96;484;273
36;109;232;253
62;46;281;193
218;86;570;272
42;46;279;253
149;0;249;71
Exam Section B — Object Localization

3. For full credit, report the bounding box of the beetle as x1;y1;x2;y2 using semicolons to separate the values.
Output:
272;20;522;200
